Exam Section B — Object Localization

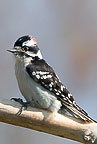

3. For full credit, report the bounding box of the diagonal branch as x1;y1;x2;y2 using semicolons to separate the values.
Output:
0;98;97;144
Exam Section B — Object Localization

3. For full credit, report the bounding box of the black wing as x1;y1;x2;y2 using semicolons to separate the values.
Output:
26;59;94;122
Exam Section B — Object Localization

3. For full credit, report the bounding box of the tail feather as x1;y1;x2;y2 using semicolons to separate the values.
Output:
58;95;96;122
63;103;96;123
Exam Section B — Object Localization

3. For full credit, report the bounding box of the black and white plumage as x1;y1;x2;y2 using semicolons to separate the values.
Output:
8;35;95;122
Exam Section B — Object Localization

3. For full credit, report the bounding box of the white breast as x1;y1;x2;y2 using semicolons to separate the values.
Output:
15;59;61;112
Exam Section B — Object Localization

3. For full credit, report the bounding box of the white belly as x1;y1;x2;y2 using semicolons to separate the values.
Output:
15;59;61;112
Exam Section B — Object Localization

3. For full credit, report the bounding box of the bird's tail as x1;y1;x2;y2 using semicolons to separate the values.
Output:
63;102;96;123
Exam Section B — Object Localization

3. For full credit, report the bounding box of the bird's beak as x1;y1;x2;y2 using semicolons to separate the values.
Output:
7;49;18;54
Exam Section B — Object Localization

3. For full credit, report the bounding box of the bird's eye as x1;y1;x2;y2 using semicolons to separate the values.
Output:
22;46;28;51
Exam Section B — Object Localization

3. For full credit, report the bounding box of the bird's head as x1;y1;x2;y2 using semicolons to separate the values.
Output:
8;35;43;60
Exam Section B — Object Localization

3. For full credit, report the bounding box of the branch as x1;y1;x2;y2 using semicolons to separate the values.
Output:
0;98;97;144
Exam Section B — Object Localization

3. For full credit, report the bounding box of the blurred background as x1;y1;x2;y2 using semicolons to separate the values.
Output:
0;0;97;143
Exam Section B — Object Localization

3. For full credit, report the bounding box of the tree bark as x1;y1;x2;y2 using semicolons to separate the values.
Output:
0;98;97;144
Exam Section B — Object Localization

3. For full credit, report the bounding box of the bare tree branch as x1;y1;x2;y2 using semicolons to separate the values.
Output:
0;98;97;144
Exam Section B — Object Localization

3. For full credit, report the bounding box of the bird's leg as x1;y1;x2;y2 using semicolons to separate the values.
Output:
11;98;30;115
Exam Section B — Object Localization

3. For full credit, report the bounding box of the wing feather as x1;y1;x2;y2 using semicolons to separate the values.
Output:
26;59;94;122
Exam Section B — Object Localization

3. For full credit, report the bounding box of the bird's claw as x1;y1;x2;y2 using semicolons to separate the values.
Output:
11;98;30;115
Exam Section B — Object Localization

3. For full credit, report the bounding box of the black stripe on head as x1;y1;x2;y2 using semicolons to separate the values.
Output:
22;45;39;54
14;35;30;47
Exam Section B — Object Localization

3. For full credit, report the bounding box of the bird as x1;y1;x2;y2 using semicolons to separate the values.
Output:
8;35;95;122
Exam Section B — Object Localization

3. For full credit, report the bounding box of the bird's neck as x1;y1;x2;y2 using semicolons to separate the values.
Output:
24;57;33;67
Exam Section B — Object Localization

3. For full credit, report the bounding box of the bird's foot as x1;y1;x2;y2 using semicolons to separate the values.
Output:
11;98;30;115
